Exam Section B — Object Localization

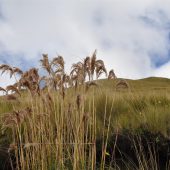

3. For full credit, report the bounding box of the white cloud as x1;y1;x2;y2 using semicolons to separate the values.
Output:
0;73;15;90
152;61;170;78
0;0;170;88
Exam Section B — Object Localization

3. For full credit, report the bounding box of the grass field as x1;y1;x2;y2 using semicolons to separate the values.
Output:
0;53;170;169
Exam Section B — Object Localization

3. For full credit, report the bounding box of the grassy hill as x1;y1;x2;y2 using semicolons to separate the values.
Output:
91;77;170;136
1;77;170;169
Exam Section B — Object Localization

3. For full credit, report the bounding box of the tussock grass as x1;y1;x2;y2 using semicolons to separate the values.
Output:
0;51;170;169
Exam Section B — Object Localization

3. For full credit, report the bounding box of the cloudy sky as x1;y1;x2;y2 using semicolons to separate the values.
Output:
1;0;170;87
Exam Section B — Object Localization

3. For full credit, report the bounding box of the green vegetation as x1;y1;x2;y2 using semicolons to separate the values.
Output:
0;51;170;169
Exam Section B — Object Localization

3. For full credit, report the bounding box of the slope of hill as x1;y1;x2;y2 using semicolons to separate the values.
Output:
1;77;170;169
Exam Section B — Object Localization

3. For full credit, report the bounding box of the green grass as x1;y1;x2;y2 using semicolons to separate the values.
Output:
86;77;170;137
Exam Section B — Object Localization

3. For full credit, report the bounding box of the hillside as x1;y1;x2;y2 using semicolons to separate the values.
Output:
1;77;170;169
98;76;170;91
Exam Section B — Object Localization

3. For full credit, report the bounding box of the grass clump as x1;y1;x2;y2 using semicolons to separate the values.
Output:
0;51;170;169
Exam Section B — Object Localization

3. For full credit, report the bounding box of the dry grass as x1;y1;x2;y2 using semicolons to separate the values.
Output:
0;51;170;170
0;51;110;170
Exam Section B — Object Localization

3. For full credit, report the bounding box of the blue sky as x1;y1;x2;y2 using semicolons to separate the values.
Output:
1;0;170;87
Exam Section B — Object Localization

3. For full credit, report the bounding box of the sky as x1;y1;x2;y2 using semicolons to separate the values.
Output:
1;0;170;87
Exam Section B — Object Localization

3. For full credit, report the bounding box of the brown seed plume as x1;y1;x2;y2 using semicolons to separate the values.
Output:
52;55;65;70
2;107;32;129
6;85;21;96
0;87;6;93
13;67;23;75
108;69;117;79
116;79;129;89
40;54;51;74
85;81;98;92
91;50;97;79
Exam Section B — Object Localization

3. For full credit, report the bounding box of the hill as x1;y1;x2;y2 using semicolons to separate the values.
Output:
1;77;170;169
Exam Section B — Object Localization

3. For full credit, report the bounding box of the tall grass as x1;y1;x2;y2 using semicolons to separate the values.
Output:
0;51;112;170
0;51;170;169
